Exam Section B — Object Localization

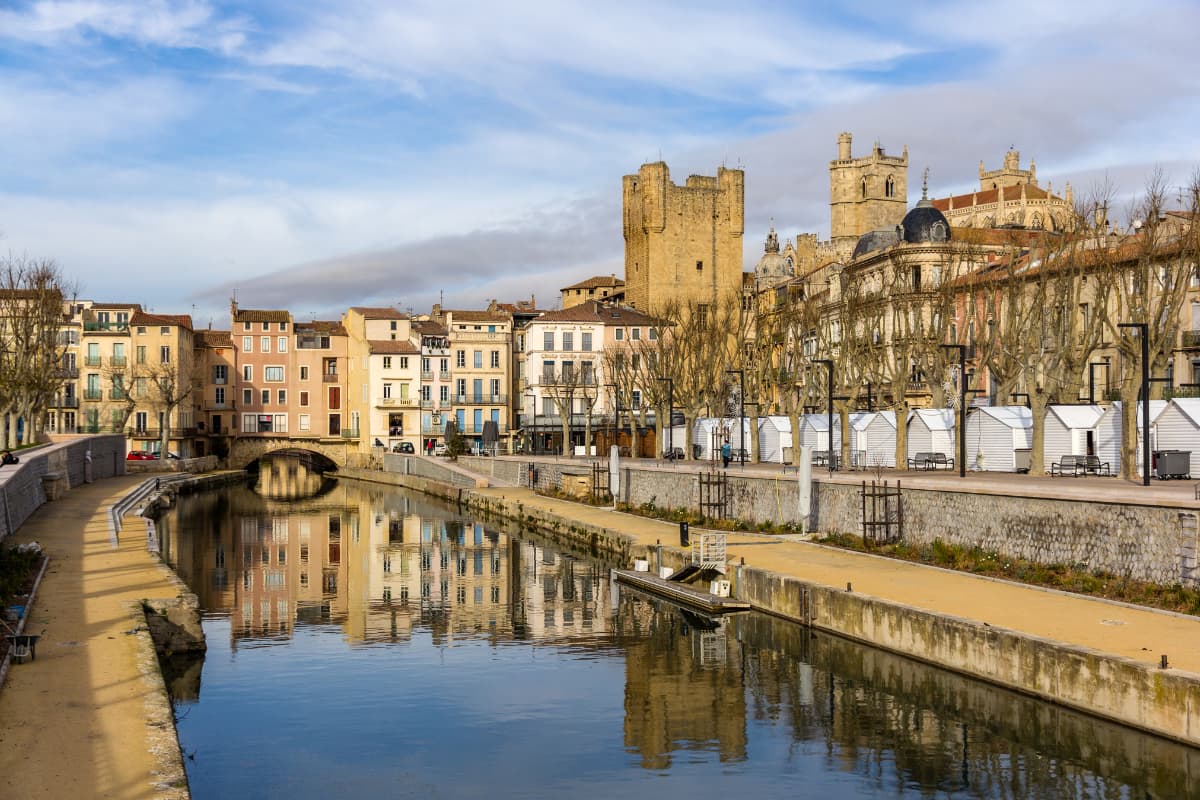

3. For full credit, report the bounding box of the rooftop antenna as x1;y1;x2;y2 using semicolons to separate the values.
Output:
922;167;930;200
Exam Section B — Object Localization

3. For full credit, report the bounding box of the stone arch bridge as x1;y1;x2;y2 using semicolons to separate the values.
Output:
228;437;364;471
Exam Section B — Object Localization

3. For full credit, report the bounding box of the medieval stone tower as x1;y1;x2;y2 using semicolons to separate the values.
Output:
622;162;744;311
829;132;909;254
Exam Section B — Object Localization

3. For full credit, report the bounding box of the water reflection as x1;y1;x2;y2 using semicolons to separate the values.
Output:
156;479;1199;799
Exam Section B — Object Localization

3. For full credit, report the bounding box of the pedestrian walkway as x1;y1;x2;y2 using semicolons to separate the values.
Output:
474;483;1200;675
0;475;185;800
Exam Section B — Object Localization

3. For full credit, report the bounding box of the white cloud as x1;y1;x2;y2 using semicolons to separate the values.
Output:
0;0;246;51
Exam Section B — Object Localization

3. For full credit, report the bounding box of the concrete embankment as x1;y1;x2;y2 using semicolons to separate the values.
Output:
339;462;1200;748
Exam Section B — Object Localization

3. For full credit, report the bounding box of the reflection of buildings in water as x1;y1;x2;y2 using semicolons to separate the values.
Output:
617;597;748;769
513;541;612;641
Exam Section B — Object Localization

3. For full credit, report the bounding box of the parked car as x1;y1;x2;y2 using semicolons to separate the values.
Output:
394;442;415;454
126;451;158;460
432;442;448;456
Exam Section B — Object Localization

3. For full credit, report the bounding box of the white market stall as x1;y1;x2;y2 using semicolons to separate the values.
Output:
907;408;956;462
1152;398;1200;477
963;406;1032;472
798;413;842;454
1043;404;1103;465
850;411;897;468
1095;400;1166;473
758;416;793;463
692;417;753;461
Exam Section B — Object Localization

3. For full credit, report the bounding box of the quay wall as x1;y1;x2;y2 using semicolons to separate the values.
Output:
736;565;1200;747
0;434;126;543
454;456;1197;585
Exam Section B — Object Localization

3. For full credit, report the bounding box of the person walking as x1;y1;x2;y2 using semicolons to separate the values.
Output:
720;441;731;469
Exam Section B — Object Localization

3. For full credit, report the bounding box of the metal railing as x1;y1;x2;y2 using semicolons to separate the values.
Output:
452;394;507;405
83;389;102;401
84;356;102;367
110;356;127;367
83;322;129;332
340;428;360;439
108;389;126;400
376;397;418;407
1182;330;1200;348
322;373;339;382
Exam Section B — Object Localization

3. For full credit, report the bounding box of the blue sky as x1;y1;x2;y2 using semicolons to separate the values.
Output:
1;0;1199;327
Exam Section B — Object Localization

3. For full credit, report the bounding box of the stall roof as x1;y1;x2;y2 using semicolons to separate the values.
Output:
973;406;1032;429
1047;404;1103;429
909;408;955;431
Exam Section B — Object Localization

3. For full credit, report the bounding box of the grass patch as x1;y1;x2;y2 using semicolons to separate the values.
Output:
0;545;41;607
814;533;1200;616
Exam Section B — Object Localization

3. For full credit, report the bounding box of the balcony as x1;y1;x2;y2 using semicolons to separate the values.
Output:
420;371;434;381
322;373;339;383
83;321;129;332
169;427;198;437
110;356;127;367
423;422;510;435
376;396;418;408
83;389;102;401
84;356;102;367
56;396;80;408
340;428;360;439
1182;330;1200;349
126;427;160;439
108;389;127;400
56;366;79;379
452;394;508;406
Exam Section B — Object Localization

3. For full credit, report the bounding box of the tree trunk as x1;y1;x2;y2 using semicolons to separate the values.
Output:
1029;391;1049;476
894;399;911;470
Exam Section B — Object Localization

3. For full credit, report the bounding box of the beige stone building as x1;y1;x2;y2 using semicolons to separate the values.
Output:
292;320;350;444
829;131;909;255
428;307;513;452
622;161;744;312
560;275;624;308
192;329;237;455
341;307;420;453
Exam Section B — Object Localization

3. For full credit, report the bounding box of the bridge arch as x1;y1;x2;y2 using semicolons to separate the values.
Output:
228;437;354;471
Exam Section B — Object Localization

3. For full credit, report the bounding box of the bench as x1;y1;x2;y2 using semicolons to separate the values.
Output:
1050;455;1083;477
907;451;933;470
907;451;953;470
1082;455;1111;476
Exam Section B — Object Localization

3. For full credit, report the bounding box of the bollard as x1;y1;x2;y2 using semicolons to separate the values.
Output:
679;521;689;548
1161;654;1170;669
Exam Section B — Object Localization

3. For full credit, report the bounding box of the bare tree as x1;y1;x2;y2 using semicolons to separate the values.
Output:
146;360;193;458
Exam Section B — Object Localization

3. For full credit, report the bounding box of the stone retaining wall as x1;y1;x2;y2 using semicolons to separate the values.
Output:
491;458;1195;585
0;435;126;543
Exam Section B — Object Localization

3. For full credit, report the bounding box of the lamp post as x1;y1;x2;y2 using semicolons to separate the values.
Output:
1118;322;1150;486
725;369;745;469
522;390;535;454
940;344;967;478
813;360;834;474
605;382;618;453
656;377;674;459
1088;361;1110;405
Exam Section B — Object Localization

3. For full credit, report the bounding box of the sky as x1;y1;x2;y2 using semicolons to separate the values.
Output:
1;0;1199;329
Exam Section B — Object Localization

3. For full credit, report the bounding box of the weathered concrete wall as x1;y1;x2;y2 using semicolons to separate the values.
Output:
735;564;1200;747
379;454;487;488
126;454;219;475
0;435;126;543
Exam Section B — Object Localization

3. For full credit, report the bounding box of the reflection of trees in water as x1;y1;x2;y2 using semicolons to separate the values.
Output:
732;613;1198;799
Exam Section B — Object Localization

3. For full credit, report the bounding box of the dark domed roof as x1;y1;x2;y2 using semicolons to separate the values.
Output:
901;197;951;245
852;227;901;259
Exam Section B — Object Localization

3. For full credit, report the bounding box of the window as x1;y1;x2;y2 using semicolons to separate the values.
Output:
299;413;310;431
581;332;592;351
490;350;500;368
400;356;409;369
262;322;269;331
278;337;288;353
136;345;146;364
243;388;253;405
390;320;397;331
261;389;270;404
299;391;309;407
885;175;895;198
300;365;309;380
160;326;169;335
243;321;251;331
649;328;657;341
440;358;448;373
581;362;593;385
136;326;146;335
243;336;252;352
215;387;225;405
213;364;227;384
456;350;466;368
631;328;640;340
543;331;554;351
421;385;431;402
490;379;500;397
265;366;284;381
280;322;287;331
542;360;555;382
261;336;271;353
615;329;624;341
562;332;573;351
328;386;341;409
160;346;170;363
473;350;482;369
456;378;466;398
631;389;641;409
383;356;392;369
439;385;449;402
911;266;921;291
243;365;253;381
696;260;703;271
383;383;392;399
277;390;286;404
242;414;256;432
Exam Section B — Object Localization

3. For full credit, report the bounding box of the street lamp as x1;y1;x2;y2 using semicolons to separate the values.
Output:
725;369;745;469
605;382;618;454
656;377;674;459
940;344;967;478
1088;361;1109;405
813;360;834;474
1117;322;1150;486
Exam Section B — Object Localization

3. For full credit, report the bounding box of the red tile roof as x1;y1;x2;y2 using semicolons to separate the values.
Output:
131;311;193;330
561;275;625;291
931;184;1057;211
349;306;406;319
232;308;290;323
368;339;420;355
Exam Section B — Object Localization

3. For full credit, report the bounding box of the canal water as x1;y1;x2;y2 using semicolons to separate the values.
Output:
155;468;1197;799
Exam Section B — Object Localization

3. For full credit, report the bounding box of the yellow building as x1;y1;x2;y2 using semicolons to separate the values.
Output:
560;274;624;308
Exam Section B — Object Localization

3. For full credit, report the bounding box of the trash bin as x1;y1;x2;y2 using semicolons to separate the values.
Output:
1155;450;1191;480
1013;448;1032;474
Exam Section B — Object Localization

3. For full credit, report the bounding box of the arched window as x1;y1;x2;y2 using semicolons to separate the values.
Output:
885;175;895;198
861;178;867;198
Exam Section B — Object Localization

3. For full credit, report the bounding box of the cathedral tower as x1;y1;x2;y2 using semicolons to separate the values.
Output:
829;132;909;254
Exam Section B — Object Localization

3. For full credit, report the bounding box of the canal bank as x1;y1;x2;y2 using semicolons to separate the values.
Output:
338;462;1200;748
0;475;206;800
